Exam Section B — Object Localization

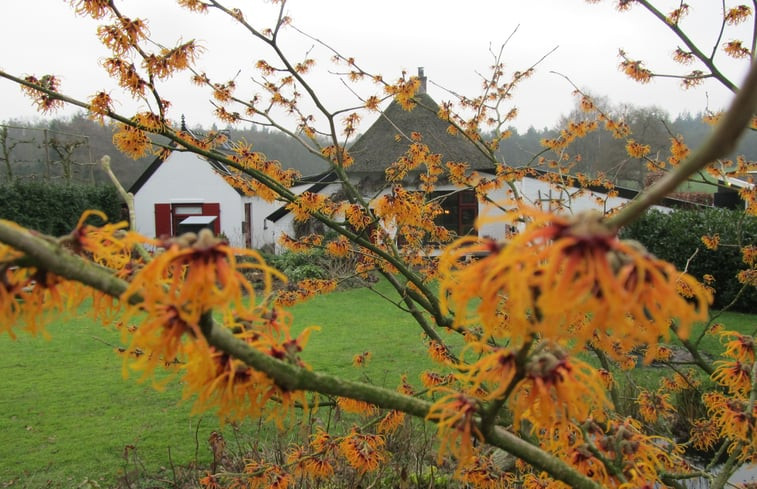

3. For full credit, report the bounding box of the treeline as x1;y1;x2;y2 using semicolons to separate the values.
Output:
0;114;330;189
2;101;755;190
496;100;757;190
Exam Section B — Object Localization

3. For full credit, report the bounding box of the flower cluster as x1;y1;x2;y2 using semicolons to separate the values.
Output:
0;250;83;338
21;74;64;113
426;389;482;463
710;329;755;406
703;392;756;460
112;123;152;159
438;207;711;351
0;214;135;338
112;228;322;425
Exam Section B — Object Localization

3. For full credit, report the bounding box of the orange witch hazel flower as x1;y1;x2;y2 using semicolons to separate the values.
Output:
720;330;755;363
0;222;90;338
287;445;334;481
123;229;283;326
710;359;752;396
426;389;482;463
636;389;676;423
339;427;387;473
119;228;307;403
179;323;315;425
457;454;515;488
508;343;611;429
67;210;138;274
336;397;378;416
0;258;84;338
703;392;756;457
438;206;711;350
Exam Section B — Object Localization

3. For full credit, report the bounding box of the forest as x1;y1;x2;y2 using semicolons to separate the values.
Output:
2;98;756;191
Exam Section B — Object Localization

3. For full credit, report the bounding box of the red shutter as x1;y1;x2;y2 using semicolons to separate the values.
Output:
202;202;221;234
154;203;171;237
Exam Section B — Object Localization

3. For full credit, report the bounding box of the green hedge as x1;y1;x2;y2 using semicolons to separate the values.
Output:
621;207;757;312
0;180;122;236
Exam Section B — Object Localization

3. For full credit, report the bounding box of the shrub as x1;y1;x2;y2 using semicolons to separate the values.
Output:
621;207;757;311
0;180;122;235
263;249;328;283
259;247;374;289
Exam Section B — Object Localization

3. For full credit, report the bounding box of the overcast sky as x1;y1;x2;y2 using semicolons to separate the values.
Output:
0;1;752;133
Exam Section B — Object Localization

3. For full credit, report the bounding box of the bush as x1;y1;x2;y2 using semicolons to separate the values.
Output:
263;249;329;283
621;207;757;311
0;180;122;235
259;247;374;289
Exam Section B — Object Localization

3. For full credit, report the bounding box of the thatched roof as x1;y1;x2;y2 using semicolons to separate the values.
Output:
347;92;495;174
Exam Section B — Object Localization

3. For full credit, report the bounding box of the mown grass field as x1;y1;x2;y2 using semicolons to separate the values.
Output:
0;279;753;488
0;280;439;488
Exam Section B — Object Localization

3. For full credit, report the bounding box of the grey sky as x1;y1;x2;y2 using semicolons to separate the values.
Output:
0;1;751;132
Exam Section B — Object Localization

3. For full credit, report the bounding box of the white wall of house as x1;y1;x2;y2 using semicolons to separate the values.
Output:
359;179;650;245
247;195;285;250
133;152;246;247
261;182;343;253
514;177;630;215
255;174;672;250
134;155;675;253
443;176;673;241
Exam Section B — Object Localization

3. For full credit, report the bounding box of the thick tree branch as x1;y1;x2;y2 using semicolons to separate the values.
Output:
0;219;605;489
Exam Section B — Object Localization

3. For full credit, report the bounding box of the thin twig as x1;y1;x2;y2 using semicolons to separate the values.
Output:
606;58;757;231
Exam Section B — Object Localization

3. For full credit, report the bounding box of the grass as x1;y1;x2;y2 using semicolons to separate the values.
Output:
289;280;460;388
0;280;443;488
0;309;217;488
0;279;753;488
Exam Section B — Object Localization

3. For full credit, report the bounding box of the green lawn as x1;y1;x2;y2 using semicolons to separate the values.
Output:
0;279;752;488
0;280;439;488
0;310;216;488
289;280;457;387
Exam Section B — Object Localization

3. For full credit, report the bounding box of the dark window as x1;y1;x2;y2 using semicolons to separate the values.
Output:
154;202;221;237
171;204;204;235
432;190;478;237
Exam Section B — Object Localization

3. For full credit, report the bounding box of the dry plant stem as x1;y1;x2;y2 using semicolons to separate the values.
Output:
711;446;743;489
661;470;710;483
707;282;752;328
209;0;376;217
0;220;605;489
100;155;135;230
0;70;297;204
580;424;627;483
606;58;757;231
480;340;532;433
752;0;757;56
746;360;757;449
659;476;688;489
709;360;756;489
0;221;132;301
379;271;449;348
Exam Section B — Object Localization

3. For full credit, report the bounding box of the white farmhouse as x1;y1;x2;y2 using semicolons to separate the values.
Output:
131;69;692;251
129;144;339;249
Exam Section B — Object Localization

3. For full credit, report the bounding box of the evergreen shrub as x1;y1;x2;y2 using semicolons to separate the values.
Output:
621;207;756;311
0;180;122;235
